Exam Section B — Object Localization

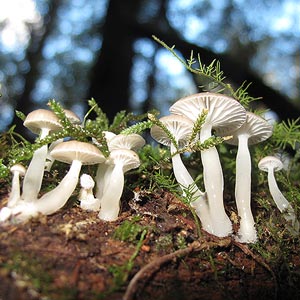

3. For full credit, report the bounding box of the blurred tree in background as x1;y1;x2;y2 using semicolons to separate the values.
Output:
0;0;299;137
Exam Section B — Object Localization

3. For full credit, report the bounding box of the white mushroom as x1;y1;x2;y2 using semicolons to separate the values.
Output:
217;112;273;243
34;140;105;215
98;149;140;221
7;164;26;208
150;114;213;234
0;207;12;222
45;109;81;171
79;173;100;211
21;109;62;202
107;133;145;152
9;141;105;222
170;92;246;237
95;133;145;201
258;156;299;234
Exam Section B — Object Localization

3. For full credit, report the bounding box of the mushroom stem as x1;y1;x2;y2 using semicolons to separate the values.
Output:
98;163;124;221
45;139;63;172
95;163;113;201
235;135;257;242
170;144;213;233
22;144;48;202
267;167;299;231
34;159;83;215
8;171;22;208
200;123;232;237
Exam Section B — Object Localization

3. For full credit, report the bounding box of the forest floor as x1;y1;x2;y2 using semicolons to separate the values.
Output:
0;178;299;300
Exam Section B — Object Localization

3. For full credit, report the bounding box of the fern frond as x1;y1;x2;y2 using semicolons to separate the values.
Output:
272;118;300;150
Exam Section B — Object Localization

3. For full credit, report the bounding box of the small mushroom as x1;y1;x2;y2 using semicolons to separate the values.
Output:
150;114;213;233
98;149;140;221
79;173;100;211
217;112;273;243
21;109;62;202
7;164;26;208
170;92;246;237
95;133;145;201
258;156;299;234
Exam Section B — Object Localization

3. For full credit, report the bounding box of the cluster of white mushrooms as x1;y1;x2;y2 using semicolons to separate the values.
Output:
0;108;145;223
150;92;299;243
0;92;298;244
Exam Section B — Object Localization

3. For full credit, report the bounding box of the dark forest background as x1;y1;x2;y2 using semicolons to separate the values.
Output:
0;0;299;137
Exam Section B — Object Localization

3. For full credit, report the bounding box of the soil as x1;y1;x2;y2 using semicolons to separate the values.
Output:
0;180;299;300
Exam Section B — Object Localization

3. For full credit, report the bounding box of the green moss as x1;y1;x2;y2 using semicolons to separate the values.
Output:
113;216;148;243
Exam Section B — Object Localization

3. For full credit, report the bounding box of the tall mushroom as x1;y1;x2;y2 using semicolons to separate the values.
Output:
170;92;246;237
98;149;140;221
258;156;299;234
217;112;273;243
22;109;62;202
150;114;213;234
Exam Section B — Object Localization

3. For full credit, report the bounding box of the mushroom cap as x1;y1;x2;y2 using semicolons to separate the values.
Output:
64;109;81;124
103;131;116;142
258;156;283;172
169;92;246;132
23;109;62;134
50;140;106;165
80;174;95;189
108;134;145;151
217;112;273;145
150;114;194;148
107;149;140;172
10;164;26;176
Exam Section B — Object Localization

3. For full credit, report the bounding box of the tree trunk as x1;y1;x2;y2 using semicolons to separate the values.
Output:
87;0;142;122
12;0;61;138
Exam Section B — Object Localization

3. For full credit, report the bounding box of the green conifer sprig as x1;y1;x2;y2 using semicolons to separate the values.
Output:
188;110;208;144
147;113;179;150
87;98;109;129
184;136;231;153
48;99;74;128
121;120;153;135
152;35;259;108
15;110;26;122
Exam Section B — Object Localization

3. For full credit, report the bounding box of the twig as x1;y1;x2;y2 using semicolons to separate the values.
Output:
123;237;231;300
